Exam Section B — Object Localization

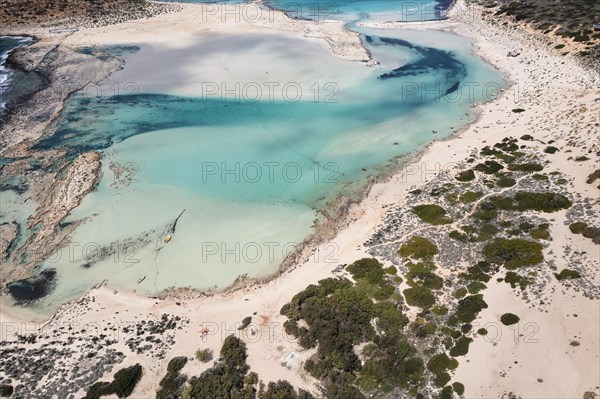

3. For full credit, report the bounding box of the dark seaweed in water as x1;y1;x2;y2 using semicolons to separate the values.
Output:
7;269;57;304
364;35;466;98
75;45;140;61
372;36;466;84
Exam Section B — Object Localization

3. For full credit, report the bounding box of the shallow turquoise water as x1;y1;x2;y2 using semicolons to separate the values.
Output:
3;6;506;313
265;0;445;22
165;0;446;22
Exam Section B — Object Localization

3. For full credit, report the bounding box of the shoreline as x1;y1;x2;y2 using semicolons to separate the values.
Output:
0;0;598;397
0;0;593;315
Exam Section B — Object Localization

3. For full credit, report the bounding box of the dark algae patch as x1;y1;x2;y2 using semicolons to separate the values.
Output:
7;269;57;304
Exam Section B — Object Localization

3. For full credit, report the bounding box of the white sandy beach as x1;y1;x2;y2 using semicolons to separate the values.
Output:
1;0;598;397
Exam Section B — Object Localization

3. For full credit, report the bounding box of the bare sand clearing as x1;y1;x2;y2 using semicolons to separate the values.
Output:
1;0;598;397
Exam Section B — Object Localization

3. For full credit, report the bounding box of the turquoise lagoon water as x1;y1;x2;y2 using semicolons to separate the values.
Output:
166;0;446;22
4;6;506;313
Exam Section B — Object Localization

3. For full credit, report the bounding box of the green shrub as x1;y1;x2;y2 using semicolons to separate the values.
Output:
406;261;443;290
544;146;559;154
167;356;188;373
520;134;533;140
496;175;516;187
477;223;498;241
399;236;438;259
555;178;568;185
530;227;550;240
500;313;520;325
0;386;14;398
582;226;600;243
575;156;589;161
473;201;498;221
508;162;543;172
459;261;493;283
427;353;450;374
439;386;453;399
477;328;487;335
554;269;581;280
452;381;465;395
460;191;483;203
569;222;588;234
385;265;397;275
112;364;143;398
453;288;467;299
449;230;468;242
238;316;252;330
346;258;385;283
512;108;525;113
467;281;486;294
263;381;315;399
447;358;459;370
434;372;451;387
158;357;189;399
325;384;366;399
586;170;600;184
403;285;435;309
432;305;448;315
482;238;543;269
412;204;452;225
454;295;488;323
185;336;255;399
512;191;571;212
455;169;475;182
374;302;409;332
195;349;213;363
532;173;548;181
504;271;531;289
84;381;113;399
449;337;472;356
84;364;143;399
474;160;504;174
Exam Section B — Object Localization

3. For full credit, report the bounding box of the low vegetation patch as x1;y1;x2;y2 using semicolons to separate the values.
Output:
554;269;581;280
412;204;452;225
508;162;544;172
238;316;252;330
279;260;425;396
449;336;472;357
460;191;483;203
496;174;516;187
399;236;439;259
404;284;436;309
157;357;188;399
569;222;588;234
504;271;532;289
453;295;488;323
84;364;143;399
0;386;13;398
483;238;544;269
455;169;475;182
195;349;213;363
500;313;520;326
474;160;504;174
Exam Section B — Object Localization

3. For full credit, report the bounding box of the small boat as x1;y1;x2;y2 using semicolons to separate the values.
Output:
137;276;146;284
164;234;172;244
